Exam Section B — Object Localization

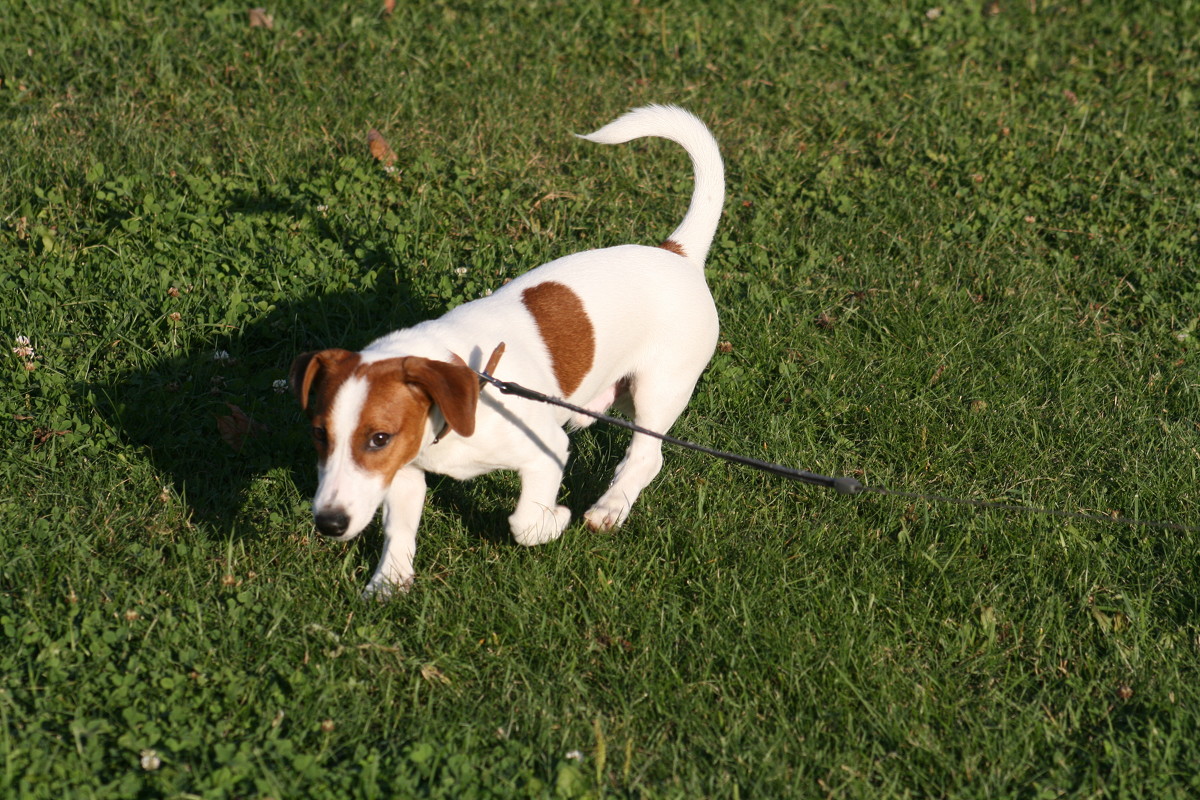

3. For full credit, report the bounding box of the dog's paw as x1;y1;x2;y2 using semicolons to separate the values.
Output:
362;574;413;601
510;504;570;546
583;498;630;532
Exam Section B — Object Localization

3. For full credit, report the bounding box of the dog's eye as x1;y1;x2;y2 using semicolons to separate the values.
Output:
367;432;392;450
311;426;328;445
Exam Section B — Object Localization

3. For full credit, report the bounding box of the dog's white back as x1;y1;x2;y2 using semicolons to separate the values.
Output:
291;105;725;597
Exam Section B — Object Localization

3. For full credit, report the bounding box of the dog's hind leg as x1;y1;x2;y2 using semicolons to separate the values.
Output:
583;376;698;532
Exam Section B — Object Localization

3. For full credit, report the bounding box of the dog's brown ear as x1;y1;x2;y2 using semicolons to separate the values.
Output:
289;352;319;409
289;349;358;411
403;356;479;437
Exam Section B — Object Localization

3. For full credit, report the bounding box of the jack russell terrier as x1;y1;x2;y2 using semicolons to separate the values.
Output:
291;105;724;597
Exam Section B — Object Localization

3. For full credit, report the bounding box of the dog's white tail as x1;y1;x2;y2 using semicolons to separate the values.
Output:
578;104;725;266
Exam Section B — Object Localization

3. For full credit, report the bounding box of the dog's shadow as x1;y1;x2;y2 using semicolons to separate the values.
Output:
94;284;402;537
95;281;622;543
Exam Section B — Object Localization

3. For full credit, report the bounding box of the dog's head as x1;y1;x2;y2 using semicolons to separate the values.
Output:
289;349;478;540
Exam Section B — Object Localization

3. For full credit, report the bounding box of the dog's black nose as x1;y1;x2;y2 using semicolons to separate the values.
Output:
314;509;350;537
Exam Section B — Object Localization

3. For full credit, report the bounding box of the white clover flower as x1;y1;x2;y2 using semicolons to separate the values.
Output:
565;749;584;762
454;267;469;276
272;378;289;394
139;749;162;770
316;204;329;214
213;349;231;362
13;335;35;359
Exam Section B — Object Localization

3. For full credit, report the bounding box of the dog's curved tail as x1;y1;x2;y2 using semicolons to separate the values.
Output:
578;104;725;266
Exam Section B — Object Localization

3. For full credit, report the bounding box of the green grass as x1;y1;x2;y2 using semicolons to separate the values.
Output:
2;0;1199;797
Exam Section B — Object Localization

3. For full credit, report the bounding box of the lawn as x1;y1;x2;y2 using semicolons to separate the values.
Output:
2;1;1198;797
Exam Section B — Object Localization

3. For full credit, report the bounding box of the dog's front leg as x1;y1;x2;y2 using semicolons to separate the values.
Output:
508;425;571;546
363;464;426;599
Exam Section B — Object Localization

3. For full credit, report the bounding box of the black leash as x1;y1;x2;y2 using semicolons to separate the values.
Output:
476;370;1200;534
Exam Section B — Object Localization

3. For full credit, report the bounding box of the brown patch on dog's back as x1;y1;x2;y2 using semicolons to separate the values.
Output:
521;281;595;396
658;238;687;258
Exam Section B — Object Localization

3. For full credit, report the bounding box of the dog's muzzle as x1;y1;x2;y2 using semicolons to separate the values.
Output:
314;508;350;538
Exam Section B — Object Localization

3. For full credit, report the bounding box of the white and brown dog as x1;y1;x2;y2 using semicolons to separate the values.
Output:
291;105;724;597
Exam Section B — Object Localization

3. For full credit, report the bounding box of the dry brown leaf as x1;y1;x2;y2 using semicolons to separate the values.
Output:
382;0;396;15
216;404;268;452
33;428;70;445
367;129;397;167
420;664;451;685
248;8;274;29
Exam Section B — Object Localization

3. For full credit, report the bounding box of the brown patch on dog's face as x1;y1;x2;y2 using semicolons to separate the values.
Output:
520;281;595;396
349;359;434;482
658;238;687;258
291;349;363;460
291;352;478;478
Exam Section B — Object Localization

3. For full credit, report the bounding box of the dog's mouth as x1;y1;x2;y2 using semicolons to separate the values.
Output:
310;454;390;543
